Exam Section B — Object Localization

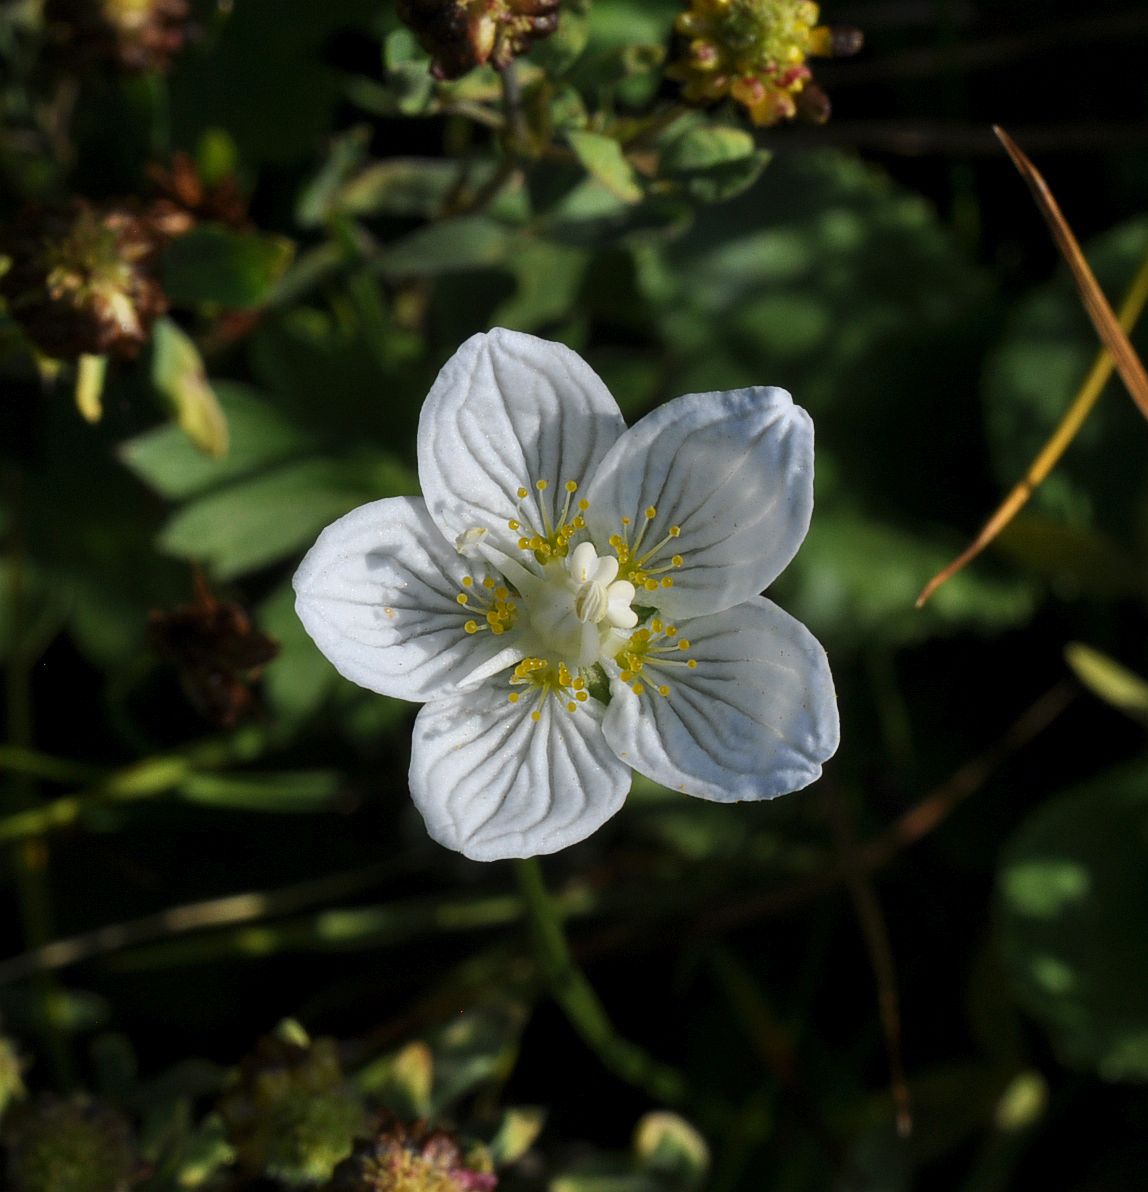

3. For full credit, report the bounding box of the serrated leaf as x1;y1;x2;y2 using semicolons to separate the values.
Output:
163;225;295;309
568;130;643;203
121;382;306;500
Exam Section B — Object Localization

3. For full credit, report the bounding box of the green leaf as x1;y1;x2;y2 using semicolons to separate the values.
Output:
1064;643;1148;723
660;123;769;204
177;770;341;813
378;216;517;278
121;382;307;501
425;997;528;1115
488;1107;545;1166
257;579;344;726
163;225;295;309
149;318;229;457
774;506;1036;649
567;130;643;204
984;216;1148;537
998;757;1148;1080
357;1040;434;1118
158;453;414;579
633;1113;709;1189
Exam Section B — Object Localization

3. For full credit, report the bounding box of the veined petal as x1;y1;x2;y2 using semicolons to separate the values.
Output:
293;496;522;702
583;387;814;618
602;597;838;802
417;328;626;555
410;683;631;860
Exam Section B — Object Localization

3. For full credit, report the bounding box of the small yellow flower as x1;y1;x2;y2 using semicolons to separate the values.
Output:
668;0;846;127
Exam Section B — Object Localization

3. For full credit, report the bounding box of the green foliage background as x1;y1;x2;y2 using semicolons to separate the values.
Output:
3;0;1148;1188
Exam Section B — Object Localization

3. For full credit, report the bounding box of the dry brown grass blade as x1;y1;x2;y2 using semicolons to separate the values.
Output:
994;125;1148;418
916;249;1148;607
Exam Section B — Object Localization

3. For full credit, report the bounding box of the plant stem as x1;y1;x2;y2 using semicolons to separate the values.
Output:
514;856;687;1104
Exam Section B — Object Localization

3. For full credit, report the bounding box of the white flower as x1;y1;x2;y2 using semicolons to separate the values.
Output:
293;328;839;861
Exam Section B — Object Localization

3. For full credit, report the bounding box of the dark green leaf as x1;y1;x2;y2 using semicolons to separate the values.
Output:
163;225;294;309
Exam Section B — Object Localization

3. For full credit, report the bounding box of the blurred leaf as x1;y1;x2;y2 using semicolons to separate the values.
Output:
992;513;1140;599
426;997;528;1114
984;216;1148;535
0;558;68;664
775;506;1036;649
998;757;1148;1080
358;1040;435;1118
494;240;588;331
379;216;518;278
383;27;436;116
992;1070;1048;1133
633;1113;709;1189
568;130;643;204
158;452;414;579
150;318;229;458
489;1106;545;1165
121;383;307;500
177;770;341;813
257;579;343;726
659;123;770;205
1065;643;1148;722
163;225;295;310
75;353;107;422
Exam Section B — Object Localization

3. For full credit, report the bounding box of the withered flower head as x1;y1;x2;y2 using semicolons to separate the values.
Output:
5;1096;138;1192
43;0;191;74
218;1022;365;1188
0;199;167;360
150;574;279;729
325;1118;497;1192
147;151;250;237
667;0;863;127
396;0;560;80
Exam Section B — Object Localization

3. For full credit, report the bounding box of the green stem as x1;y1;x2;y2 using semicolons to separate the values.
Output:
514;857;687;1104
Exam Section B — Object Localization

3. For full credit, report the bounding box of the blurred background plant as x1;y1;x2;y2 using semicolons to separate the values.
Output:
2;0;1148;1187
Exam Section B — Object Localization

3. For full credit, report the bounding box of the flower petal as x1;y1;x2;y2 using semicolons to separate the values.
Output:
583;387;814;618
417;328;626;556
602;597;838;802
410;684;631;860
293;496;522;702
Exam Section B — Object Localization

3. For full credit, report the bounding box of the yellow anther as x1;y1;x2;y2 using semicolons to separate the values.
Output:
671;554;684;567
651;619;664;633
491;624;504;635
622;516;632;526
666;626;677;636
464;620;479;634
536;479;549;491
669;525;681;537
517;487;528;499
567;701;577;713
661;577;674;588
620;670;634;683
462;576;474;587
572;677;585;690
678;639;691;650
495;586;509;600
483;576;495;589
578;498;589;511
508;519;520;530
632;682;645;695
565;480;578;493
531;710;541;722
508;692;520;703
517;537;530;550
658;684;670;697
687;659;698;669
576;691;589;701
457;593;469;605
645;505;657;519
644;579;659;591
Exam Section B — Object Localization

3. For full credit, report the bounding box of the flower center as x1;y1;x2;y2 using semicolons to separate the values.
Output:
521;541;637;668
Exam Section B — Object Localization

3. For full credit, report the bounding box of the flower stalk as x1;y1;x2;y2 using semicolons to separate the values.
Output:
514;856;687;1104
